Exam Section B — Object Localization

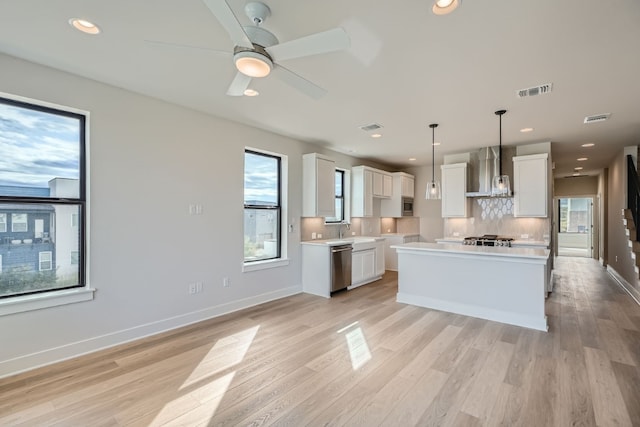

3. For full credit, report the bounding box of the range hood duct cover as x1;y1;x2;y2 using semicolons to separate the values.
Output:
465;146;514;197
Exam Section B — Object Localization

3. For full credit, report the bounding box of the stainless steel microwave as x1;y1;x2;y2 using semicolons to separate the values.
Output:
402;197;414;216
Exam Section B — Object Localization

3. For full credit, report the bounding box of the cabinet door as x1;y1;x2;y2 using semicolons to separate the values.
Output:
351;167;373;217
316;157;336;217
441;163;469;217
401;176;415;198
372;172;384;197
513;154;548;217
375;241;385;275
362;249;376;280
383;174;393;198
352;251;364;284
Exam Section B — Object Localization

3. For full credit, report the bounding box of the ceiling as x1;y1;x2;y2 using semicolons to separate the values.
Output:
1;0;639;178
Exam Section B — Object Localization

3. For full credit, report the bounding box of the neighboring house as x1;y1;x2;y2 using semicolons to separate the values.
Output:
0;179;78;289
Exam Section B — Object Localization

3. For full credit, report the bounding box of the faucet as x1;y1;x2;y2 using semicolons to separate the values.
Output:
339;221;350;239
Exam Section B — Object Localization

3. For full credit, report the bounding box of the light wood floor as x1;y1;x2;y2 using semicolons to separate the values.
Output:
1;257;640;426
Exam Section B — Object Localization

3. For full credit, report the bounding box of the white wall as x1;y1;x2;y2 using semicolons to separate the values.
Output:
406;164;444;242
0;53;349;376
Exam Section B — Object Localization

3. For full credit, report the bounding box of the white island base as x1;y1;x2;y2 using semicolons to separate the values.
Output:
393;243;550;331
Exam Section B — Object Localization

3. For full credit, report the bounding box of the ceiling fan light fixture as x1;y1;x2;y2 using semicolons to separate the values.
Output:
234;51;272;78
432;0;461;15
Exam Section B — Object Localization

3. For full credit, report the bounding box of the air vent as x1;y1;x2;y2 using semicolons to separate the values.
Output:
359;123;383;132
517;83;553;98
584;113;611;124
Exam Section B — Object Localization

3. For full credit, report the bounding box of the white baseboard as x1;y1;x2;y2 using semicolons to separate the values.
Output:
0;286;301;379
607;266;640;306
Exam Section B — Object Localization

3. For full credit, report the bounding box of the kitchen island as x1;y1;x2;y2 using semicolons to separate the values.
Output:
391;242;550;331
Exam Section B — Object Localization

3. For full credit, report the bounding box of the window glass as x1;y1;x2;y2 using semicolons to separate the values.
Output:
559;198;590;233
0;101;80;198
0;95;86;299
325;170;345;223
244;151;281;262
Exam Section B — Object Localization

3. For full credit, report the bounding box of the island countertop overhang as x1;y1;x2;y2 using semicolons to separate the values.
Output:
391;242;550;261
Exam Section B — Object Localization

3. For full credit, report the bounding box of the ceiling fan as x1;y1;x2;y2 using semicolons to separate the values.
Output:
187;0;350;98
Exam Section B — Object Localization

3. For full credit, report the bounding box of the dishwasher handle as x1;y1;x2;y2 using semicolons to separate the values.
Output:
331;245;353;253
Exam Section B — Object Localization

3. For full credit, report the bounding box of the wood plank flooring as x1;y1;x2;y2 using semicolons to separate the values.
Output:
1;257;639;426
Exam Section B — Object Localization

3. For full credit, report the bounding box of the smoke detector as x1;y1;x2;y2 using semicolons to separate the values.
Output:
517;83;553;98
584;113;611;124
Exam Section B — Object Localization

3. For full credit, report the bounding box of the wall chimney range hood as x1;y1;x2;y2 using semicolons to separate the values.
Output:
464;146;514;198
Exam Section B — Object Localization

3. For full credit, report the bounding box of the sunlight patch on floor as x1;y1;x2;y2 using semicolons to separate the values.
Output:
180;325;259;389
150;371;235;426
338;321;372;370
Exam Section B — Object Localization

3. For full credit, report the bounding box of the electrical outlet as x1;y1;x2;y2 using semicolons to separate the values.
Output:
196;281;203;293
453;232;459;237
521;234;529;239
223;277;230;287
318;233;322;239
311;232;317;239
188;283;196;294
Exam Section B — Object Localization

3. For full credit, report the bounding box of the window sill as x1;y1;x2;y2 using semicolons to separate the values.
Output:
243;258;290;272
0;287;95;316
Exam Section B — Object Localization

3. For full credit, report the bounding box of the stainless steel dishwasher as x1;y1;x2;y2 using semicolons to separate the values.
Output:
330;244;352;292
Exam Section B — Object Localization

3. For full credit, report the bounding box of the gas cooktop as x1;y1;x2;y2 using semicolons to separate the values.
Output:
463;235;514;247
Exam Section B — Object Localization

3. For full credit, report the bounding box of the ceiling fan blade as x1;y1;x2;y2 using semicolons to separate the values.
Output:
265;27;350;62
145;39;231;57
226;72;252;96
202;0;253;49
272;65;327;99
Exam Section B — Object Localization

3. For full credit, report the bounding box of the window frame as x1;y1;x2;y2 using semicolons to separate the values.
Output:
243;149;283;265
0;93;90;308
325;169;345;224
39;251;53;271
0;213;5;232
11;213;28;232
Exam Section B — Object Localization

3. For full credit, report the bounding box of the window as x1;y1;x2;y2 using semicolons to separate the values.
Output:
39;251;52;271
244;150;281;263
559;198;590;233
71;250;79;265
326;170;345;223
0;94;86;300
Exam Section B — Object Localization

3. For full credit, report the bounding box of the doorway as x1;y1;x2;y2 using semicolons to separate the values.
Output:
557;197;593;257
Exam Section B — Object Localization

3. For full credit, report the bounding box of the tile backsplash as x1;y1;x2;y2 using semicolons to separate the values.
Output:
301;216;420;241
444;198;550;240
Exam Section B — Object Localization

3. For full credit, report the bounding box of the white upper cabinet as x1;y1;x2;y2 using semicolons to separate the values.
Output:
381;172;415;217
372;170;393;198
302;153;336;217
441;163;470;218
513;153;548;217
352;166;374;217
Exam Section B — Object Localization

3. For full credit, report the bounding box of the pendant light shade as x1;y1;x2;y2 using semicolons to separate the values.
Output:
426;123;441;200
491;110;511;197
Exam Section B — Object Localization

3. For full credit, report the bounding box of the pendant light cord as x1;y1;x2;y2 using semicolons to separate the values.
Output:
495;110;507;177
429;123;438;183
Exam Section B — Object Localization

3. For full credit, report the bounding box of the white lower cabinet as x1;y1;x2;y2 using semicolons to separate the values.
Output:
384;234;420;271
351;239;385;288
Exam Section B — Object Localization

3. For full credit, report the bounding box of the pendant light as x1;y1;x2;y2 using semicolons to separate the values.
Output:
491;110;511;197
426;123;441;200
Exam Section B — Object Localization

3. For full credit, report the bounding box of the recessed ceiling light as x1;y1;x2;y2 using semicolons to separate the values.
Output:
409;158;417;161
243;89;259;97
573;173;581;176
433;142;441;146
371;133;382;138
577;157;588;161
432;0;461;15
581;143;595;147
69;18;100;35
520;127;534;133
574;167;583;170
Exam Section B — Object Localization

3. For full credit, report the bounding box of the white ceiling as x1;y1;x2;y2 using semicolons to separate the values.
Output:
1;0;639;177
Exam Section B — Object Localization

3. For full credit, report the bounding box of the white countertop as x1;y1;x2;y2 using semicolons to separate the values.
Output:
435;237;549;247
381;233;420;237
392;242;550;260
301;236;385;246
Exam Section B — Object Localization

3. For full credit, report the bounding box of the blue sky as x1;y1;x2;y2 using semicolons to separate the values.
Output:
0;102;80;189
244;152;278;205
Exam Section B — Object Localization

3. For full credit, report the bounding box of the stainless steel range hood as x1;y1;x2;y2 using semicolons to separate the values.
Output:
465;146;514;197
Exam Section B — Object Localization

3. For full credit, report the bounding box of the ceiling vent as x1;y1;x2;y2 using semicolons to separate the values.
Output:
517;83;553;98
584;113;611;124
359;123;383;132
